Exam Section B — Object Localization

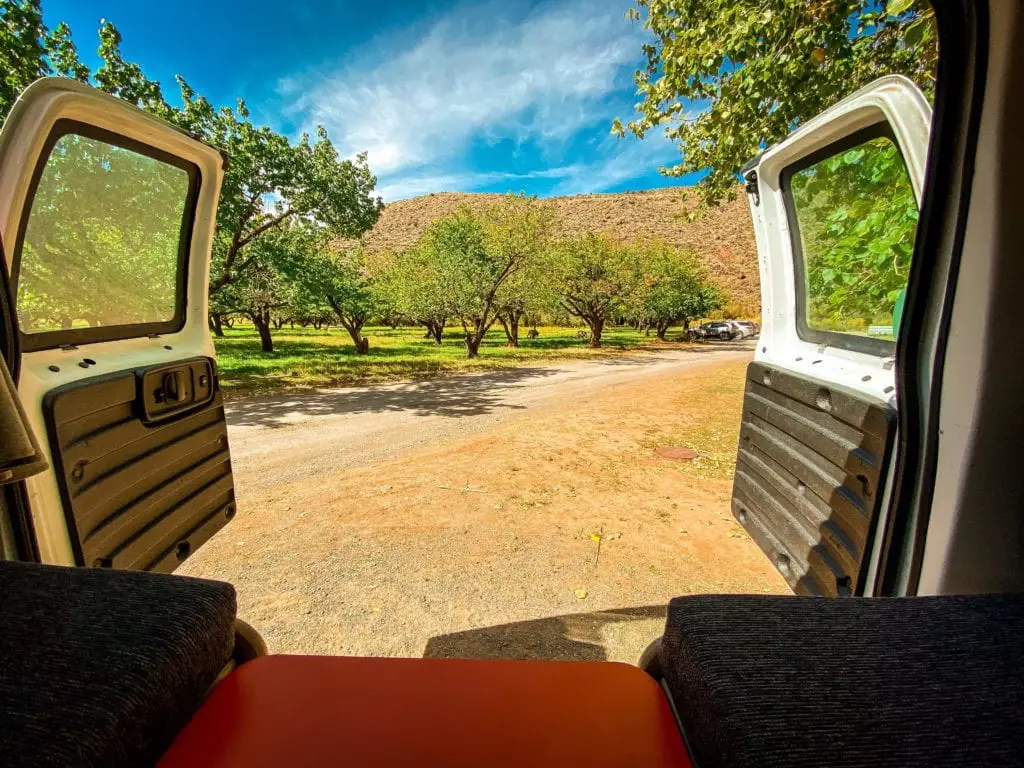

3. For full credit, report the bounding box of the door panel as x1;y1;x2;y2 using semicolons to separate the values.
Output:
735;76;931;594
43;358;234;572
733;362;895;596
0;78;231;568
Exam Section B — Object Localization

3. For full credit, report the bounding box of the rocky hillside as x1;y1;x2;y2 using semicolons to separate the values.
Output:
344;187;760;313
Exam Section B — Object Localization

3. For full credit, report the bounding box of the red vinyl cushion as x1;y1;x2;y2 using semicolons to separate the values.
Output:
159;655;691;767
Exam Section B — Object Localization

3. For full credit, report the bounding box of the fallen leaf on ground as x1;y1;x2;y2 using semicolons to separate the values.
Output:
574;588;588;600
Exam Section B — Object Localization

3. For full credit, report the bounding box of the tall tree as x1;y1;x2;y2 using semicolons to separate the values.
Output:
633;242;723;339
487;196;554;348
1;1;50;118
293;244;377;355
543;233;641;348
421;209;493;358
376;248;449;344
0;2;384;319
614;0;938;207
173;82;383;299
419;196;544;358
1;4;173;126
214;224;317;353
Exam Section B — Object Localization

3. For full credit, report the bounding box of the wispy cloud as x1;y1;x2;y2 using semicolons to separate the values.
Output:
373;136;687;201
276;0;683;200
375;165;585;201
547;135;684;196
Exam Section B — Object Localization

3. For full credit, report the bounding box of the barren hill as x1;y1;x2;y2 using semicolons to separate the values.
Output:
344;187;760;313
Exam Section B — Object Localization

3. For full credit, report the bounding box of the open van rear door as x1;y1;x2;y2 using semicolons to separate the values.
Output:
734;75;931;596
0;78;236;571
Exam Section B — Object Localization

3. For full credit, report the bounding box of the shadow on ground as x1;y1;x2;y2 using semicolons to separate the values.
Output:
225;344;748;428
423;606;667;662
226;366;564;426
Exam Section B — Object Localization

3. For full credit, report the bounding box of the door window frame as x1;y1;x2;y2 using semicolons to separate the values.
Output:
11;118;201;352
780;120;914;356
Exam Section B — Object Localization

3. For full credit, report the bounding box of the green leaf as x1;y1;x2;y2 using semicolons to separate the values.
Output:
903;17;930;48
842;149;866;165
887;0;915;16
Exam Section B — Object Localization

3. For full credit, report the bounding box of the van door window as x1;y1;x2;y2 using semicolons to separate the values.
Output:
783;124;918;350
14;121;197;349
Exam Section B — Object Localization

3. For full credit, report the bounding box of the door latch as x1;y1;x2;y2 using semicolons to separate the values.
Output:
159;370;187;404
139;358;215;424
744;170;760;206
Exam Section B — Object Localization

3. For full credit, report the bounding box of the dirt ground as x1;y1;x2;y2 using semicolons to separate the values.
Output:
181;351;789;663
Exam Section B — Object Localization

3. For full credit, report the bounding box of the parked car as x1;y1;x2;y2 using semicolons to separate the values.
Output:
690;321;736;341
733;320;759;338
724;320;747;339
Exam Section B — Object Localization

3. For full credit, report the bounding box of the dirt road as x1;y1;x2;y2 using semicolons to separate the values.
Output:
221;346;751;494
182;346;789;661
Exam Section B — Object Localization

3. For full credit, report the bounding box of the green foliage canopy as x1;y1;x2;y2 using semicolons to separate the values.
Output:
0;0;383;332
632;242;723;338
614;0;937;207
407;196;551;357
542;233;642;348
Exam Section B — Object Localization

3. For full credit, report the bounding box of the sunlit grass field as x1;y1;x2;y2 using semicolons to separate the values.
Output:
214;324;684;398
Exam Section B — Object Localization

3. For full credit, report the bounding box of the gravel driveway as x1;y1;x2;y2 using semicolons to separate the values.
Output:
181;345;789;661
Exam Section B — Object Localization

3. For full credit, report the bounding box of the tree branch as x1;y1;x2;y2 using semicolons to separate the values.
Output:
238;207;297;248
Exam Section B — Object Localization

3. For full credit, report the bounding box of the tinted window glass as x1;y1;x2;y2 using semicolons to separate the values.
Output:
789;133;918;340
17;132;190;335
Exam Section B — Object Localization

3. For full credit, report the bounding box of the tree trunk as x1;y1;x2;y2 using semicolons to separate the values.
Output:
343;322;369;354
588;317;604;348
463;311;495;358
251;310;274;353
326;297;369;354
209;313;225;337
656;320;669;341
498;313;520;348
425;319;444;344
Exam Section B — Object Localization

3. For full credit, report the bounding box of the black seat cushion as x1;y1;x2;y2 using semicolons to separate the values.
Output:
0;561;236;767
660;594;1024;768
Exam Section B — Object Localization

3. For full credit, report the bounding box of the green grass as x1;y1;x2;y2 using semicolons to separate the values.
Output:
214;324;680;398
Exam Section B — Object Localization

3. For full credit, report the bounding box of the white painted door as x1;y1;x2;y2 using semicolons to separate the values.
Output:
734;75;932;596
0;78;236;571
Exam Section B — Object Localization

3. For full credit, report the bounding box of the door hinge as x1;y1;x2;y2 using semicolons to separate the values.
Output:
744;170;760;206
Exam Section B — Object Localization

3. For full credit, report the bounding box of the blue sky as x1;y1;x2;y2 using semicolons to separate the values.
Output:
43;0;703;202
